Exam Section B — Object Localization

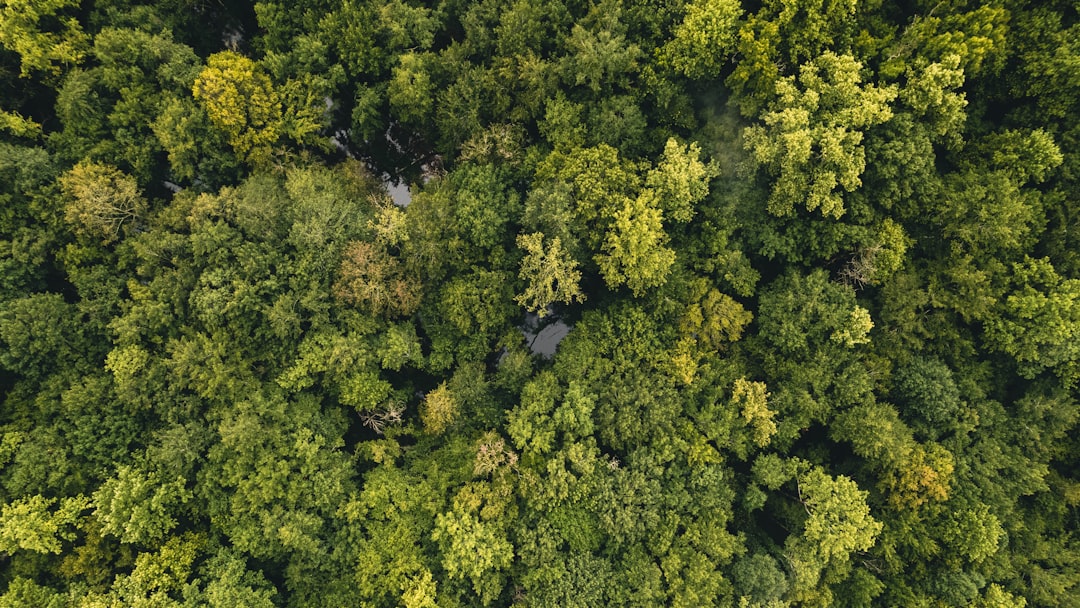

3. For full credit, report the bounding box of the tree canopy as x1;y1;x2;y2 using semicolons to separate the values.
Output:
1;0;1078;606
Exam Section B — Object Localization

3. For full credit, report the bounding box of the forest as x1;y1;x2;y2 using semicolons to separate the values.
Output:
1;0;1078;605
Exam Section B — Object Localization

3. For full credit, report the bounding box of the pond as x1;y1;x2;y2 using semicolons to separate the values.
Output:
383;175;412;207
520;312;572;358
334;122;439;208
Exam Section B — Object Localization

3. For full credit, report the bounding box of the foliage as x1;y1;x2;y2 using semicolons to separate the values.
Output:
515;231;585;316
59;161;147;243
92;464;192;545
2;1;1079;606
0;494;88;554
0;0;87;77
421;382;457;435
333;240;422;318
660;0;743;80
743;52;896;219
595;189;677;295
193;51;282;166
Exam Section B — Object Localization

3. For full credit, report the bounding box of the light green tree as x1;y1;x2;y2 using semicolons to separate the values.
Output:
507;370;561;455
0;109;41;138
595;190;676;296
515;232;585;316
883;5;1008;79
80;532;203;607
984;257;1080;385
0;578;65;608
559;11;641;94
975;584;1028;608
758;462;883;606
92;465;192;545
0;0;87;77
59;162;147;244
679;283;754;348
660;0;743;79
898;54;967;145
193;52;283;166
743;52;896;219
433;505;513;605
388;52;434;128
796;467;881;563
421;382;457;435
645;138;719;223
0;494;88;554
195;550;278;608
733;378;776;448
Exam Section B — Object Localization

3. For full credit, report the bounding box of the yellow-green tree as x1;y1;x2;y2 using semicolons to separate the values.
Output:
193;52;283;166
595;190;676;296
59;162;147;244
660;0;743;80
743;52;896;219
0;0;87;78
0;494;88;555
333;240;422;318
515;232;585;316
421;382;457;435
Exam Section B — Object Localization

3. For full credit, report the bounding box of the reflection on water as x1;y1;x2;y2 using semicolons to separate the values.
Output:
334;123;437;209
520;312;571;357
384;176;412;207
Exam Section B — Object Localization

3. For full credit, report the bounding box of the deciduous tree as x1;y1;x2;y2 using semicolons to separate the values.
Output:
59;162;147;244
0;0;87;77
515;231;584;316
193;52;283;166
743;52;896;219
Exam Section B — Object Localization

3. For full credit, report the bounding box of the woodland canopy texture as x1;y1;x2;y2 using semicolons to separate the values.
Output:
1;0;1079;606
